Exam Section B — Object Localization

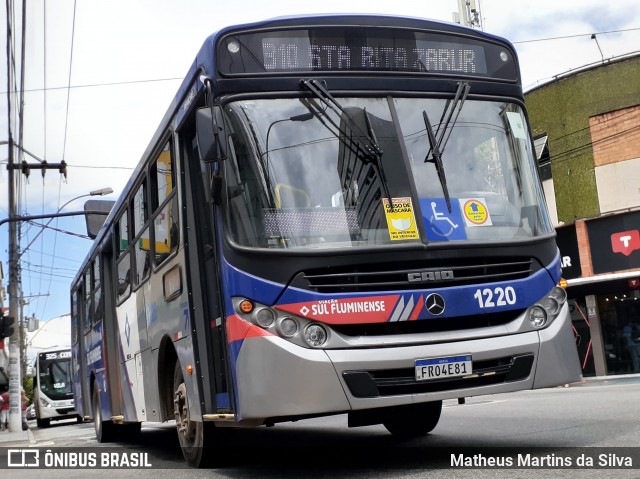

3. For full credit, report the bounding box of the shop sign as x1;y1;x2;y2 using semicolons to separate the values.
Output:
586;211;640;274
555;224;582;279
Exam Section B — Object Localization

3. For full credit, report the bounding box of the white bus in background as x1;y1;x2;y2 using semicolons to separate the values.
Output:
33;348;81;427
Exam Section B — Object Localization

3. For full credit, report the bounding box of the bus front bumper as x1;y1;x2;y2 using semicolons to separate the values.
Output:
233;304;582;420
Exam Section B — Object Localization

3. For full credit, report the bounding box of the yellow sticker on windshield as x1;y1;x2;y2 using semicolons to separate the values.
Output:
460;198;493;227
383;197;420;241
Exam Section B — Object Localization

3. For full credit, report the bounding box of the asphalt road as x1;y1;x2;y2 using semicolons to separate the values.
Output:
7;375;640;478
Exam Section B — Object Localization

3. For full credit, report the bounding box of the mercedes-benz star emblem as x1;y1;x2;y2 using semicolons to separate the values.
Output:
425;293;446;316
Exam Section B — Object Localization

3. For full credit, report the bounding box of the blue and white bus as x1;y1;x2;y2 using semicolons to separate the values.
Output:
71;14;582;467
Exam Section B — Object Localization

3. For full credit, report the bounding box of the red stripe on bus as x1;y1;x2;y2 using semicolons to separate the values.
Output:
226;314;273;343
409;295;424;321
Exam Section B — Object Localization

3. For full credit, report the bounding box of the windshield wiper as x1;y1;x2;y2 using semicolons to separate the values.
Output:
300;79;394;209
423;81;470;212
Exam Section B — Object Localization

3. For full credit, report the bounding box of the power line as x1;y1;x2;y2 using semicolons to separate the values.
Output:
61;0;77;164
23;249;82;263
513;27;640;44
66;163;134;170
550;123;640;166
22;271;76;281
0;159;134;170
22;261;79;273
25;219;91;239
0;77;182;95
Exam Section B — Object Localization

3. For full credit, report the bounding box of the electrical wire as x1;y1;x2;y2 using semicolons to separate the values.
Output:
25;220;91;239
0;76;183;95
513;27;640;44
61;0;77;165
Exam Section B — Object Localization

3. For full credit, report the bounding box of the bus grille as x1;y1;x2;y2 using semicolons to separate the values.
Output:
298;257;535;293
330;309;523;336
342;354;535;398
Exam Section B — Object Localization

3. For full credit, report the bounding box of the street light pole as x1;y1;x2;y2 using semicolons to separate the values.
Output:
18;187;113;259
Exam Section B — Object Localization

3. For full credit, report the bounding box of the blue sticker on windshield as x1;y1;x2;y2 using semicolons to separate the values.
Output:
420;198;467;241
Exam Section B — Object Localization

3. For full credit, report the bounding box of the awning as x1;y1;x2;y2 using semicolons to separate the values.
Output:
567;270;640;287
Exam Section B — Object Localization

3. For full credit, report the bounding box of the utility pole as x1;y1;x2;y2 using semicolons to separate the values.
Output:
453;0;484;30
5;0;22;432
7;113;22;434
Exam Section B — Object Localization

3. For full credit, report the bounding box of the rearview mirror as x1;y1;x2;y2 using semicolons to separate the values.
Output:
84;199;115;240
196;106;227;162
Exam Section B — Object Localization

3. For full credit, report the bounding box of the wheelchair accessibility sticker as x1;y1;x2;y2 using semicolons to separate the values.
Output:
383;197;420;241
460;198;493;227
420;198;467;241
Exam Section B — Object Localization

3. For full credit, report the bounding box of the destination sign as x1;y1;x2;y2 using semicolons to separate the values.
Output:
217;27;517;80
261;39;485;74
40;350;72;361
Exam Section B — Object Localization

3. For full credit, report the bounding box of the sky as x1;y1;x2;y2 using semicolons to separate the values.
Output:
1;0;640;323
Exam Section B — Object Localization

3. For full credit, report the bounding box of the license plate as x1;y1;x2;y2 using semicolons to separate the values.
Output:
415;355;472;381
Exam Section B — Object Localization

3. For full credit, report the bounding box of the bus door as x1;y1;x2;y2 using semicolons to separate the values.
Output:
179;125;230;414
71;288;88;417
100;239;125;418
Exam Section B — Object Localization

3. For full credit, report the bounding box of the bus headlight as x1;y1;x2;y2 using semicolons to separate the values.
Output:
304;324;328;348
278;317;298;338
539;297;560;317
526;284;567;330
233;297;342;349
39;397;52;408
252;307;276;328
527;305;547;328
548;286;567;304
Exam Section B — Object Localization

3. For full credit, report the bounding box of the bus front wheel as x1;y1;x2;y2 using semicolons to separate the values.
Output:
382;400;443;438
173;361;214;467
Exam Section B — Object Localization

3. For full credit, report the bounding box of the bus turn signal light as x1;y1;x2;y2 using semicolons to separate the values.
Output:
238;299;254;314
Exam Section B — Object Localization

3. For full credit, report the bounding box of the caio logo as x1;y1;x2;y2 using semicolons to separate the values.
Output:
611;230;640;256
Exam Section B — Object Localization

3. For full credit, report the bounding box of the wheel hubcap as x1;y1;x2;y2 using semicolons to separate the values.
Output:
174;382;196;444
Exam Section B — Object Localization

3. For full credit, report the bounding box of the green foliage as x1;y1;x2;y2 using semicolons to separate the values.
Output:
22;375;34;404
525;55;640;223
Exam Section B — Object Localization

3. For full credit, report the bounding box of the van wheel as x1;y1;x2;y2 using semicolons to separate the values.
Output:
36;418;50;428
383;401;443;438
173;361;214;467
93;386;116;442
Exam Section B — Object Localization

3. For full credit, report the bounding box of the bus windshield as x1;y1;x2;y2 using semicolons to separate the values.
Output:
38;356;73;400
223;96;552;250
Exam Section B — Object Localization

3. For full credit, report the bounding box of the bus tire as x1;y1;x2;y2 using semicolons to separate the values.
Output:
93;386;116;442
382;400;443;438
36;418;50;428
173;361;214;467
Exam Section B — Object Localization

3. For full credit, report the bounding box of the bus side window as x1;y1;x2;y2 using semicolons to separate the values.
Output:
135;226;152;283
151;141;178;266
115;210;131;300
93;256;103;325
71;288;80;345
132;179;150;286
117;253;131;299
83;268;92;333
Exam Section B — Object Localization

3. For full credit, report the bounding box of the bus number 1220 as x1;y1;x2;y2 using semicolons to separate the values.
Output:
473;286;517;308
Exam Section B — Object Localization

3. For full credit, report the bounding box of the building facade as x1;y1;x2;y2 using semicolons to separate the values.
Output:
526;53;640;377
